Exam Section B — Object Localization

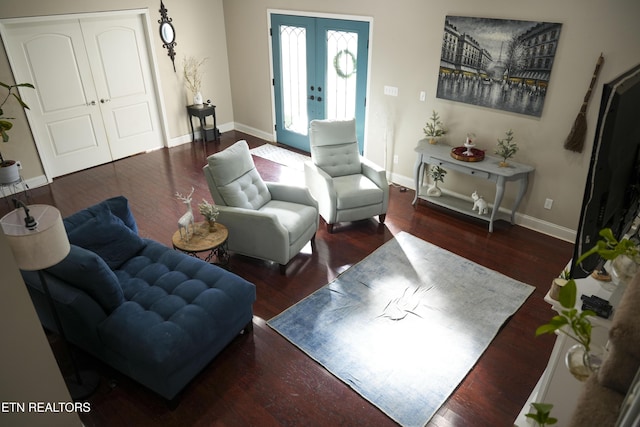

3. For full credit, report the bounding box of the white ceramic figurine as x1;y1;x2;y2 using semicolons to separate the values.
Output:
471;191;489;215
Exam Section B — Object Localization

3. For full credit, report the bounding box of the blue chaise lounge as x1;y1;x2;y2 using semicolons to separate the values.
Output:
21;196;256;401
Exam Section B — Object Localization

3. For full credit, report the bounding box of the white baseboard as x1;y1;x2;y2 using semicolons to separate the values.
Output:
167;121;278;147
232;122;275;142
388;171;576;242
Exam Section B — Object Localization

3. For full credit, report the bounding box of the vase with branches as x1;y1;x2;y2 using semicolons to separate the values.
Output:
183;56;208;105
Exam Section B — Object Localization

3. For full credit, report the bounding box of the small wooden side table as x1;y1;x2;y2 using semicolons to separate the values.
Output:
172;222;229;266
186;104;219;142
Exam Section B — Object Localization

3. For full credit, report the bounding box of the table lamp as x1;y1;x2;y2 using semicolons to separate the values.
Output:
0;200;99;400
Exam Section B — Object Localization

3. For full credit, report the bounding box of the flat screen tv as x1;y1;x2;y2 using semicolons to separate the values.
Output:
571;63;640;279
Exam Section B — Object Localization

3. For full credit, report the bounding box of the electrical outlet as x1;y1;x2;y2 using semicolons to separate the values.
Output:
544;198;553;210
393;155;399;164
419;91;426;102
15;160;22;170
384;85;398;96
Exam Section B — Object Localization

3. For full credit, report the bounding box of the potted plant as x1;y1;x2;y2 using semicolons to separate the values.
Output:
423;110;447;144
198;198;219;231
426;165;446;197
576;227;640;286
525;402;557;427
0;80;34;184
183;56;208;106
535;278;601;381
494;129;518;167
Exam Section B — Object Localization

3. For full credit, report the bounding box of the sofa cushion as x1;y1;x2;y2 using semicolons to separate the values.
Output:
334;174;384;209
64;196;138;234
68;204;145;270
46;244;124;313
311;142;361;178
98;240;256;373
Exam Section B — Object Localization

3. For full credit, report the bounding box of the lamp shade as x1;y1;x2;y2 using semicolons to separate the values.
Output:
0;205;70;271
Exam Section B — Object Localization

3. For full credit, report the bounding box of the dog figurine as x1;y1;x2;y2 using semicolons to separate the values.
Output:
471;191;489;215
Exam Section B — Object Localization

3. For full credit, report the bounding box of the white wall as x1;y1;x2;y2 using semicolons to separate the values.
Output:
222;0;640;239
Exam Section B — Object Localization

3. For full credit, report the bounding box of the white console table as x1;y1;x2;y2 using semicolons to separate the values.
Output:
412;140;534;232
514;275;626;426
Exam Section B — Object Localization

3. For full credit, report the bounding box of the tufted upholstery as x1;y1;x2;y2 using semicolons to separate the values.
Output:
206;139;271;209
203;140;319;270
21;196;256;400
305;119;389;232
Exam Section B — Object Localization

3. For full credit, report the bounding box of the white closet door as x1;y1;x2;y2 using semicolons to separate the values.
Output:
4;20;113;178
3;13;163;179
80;16;163;160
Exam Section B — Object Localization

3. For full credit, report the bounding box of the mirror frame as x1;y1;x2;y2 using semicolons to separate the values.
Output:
158;1;177;71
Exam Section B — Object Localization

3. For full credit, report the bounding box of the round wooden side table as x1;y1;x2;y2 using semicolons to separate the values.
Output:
172;222;229;266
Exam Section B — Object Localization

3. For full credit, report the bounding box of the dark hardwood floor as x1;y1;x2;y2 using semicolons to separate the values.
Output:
2;130;573;426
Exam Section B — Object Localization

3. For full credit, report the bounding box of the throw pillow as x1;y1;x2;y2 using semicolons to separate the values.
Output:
68;204;145;270
46;244;124;313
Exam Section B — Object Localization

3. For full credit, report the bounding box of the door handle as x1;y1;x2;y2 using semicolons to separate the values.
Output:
317;97;322;102
87;100;96;106
100;98;111;103
309;95;315;100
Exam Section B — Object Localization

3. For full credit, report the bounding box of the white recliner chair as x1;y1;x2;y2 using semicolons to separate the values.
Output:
304;119;389;233
203;140;319;273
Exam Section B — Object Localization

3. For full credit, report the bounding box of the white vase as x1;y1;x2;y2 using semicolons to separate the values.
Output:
193;91;203;105
0;161;20;184
426;182;441;197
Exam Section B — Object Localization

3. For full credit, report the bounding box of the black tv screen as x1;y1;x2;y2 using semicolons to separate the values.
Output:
571;63;640;279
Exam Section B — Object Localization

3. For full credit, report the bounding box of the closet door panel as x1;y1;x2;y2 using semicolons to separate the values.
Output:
81;16;162;160
4;20;112;178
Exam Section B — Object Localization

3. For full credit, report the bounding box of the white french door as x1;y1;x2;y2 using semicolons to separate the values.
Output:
2;12;163;179
271;14;369;153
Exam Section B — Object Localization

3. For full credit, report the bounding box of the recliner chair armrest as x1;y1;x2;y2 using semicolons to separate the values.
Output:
304;161;338;223
360;157;388;190
266;182;318;209
216;205;291;264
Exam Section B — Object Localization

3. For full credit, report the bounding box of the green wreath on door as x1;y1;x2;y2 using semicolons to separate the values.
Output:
333;49;357;79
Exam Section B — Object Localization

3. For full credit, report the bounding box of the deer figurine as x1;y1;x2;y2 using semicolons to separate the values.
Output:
176;187;195;241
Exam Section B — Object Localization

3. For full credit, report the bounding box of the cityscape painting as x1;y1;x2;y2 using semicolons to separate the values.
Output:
436;16;562;117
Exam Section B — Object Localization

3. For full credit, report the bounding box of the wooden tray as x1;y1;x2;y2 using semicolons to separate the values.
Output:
450;146;485;162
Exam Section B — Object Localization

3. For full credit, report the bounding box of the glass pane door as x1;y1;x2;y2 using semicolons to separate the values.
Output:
325;30;358;120
271;14;369;152
279;25;308;135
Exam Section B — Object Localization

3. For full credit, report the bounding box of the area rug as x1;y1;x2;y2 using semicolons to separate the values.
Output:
268;231;534;427
250;143;310;170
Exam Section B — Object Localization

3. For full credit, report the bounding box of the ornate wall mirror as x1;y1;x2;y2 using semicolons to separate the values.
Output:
158;1;177;71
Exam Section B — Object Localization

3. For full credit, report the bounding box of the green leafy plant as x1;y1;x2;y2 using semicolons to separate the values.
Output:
525;402;557;427
575;227;639;266
0;81;34;165
423;110;447;138
535;278;595;351
494;129;518;165
429;165;447;183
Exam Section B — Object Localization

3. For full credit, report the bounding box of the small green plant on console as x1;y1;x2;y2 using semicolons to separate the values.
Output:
525;402;557;427
535;278;595;352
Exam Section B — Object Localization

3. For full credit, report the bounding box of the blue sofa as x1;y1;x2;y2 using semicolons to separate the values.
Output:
21;196;256;401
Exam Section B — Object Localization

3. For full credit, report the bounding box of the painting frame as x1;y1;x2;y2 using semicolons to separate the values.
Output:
436;16;562;117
